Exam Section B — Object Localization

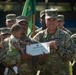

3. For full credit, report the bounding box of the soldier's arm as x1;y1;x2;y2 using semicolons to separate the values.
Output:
71;33;76;44
56;34;76;61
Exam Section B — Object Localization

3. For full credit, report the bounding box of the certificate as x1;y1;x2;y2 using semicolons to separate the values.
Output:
26;42;50;56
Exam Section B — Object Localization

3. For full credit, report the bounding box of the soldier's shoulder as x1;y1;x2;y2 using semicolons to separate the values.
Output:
59;28;70;35
58;28;71;39
63;28;72;35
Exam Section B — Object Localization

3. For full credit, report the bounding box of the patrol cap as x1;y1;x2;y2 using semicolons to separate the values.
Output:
6;14;16;22
40;10;45;18
58;15;64;21
16;16;28;24
0;27;10;35
45;8;58;19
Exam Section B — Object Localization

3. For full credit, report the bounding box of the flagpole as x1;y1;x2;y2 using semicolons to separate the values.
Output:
32;14;36;37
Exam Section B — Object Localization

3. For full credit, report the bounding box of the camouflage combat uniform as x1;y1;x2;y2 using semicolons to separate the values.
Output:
71;33;76;43
0;40;7;75
18;34;38;75
2;38;17;75
0;28;17;75
57;15;72;36
0;37;16;75
71;33;76;75
0;36;10;75
0;38;9;62
34;10;46;36
33;28;76;75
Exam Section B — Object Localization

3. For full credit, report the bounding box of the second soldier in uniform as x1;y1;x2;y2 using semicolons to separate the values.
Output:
33;8;76;75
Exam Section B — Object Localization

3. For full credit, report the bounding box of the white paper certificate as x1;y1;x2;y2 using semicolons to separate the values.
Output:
26;42;50;56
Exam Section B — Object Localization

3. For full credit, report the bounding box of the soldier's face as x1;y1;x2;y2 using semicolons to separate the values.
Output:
45;18;58;30
19;21;28;34
6;20;16;28
57;20;64;29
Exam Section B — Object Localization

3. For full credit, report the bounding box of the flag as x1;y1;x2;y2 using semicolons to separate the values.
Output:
22;0;36;35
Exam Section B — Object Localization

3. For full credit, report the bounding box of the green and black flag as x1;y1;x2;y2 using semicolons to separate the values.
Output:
22;0;36;35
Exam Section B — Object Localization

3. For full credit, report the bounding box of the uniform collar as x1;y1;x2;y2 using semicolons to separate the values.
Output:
43;27;60;38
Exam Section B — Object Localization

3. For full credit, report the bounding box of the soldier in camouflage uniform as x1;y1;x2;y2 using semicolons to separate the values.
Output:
35;10;47;34
57;14;72;36
29;10;46;38
16;16;38;75
0;28;11;75
0;14;16;44
0;14;16;75
33;8;76;75
71;33;76;75
0;27;10;55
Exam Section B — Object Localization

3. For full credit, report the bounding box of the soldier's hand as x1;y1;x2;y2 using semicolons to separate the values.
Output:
26;42;30;45
26;54;32;59
48;40;58;49
21;54;32;61
38;52;46;64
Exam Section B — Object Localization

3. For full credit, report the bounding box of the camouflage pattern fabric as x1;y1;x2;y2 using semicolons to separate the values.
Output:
0;37;9;75
1;34;37;75
71;33;76;75
0;28;10;73
7;68;16;75
33;28;76;75
1;37;20;67
18;34;38;75
0;38;9;63
0;37;20;75
3;55;20;67
71;33;76;43
19;60;34;75
63;28;72;36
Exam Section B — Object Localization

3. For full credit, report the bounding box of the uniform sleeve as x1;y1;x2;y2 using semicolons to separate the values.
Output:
71;33;76;44
56;34;76;61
